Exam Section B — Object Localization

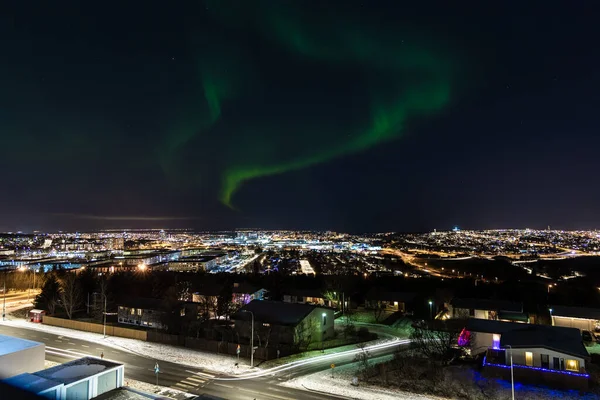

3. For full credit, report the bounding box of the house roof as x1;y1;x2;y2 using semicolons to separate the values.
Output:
285;288;325;298
194;283;263;297
365;288;417;302
550;305;600;320
233;300;325;326
451;298;522;313
466;319;529;334
118;297;166;310
34;357;122;385
194;285;222;297
500;325;588;359
3;373;62;394
0;334;43;357
232;282;262;295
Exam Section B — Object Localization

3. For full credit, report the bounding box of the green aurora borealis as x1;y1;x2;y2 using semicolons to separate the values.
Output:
165;2;458;209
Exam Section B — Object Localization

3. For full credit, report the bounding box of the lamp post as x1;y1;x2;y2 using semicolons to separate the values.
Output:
103;294;107;338
428;300;433;320
242;310;254;367
549;308;553;326
2;268;6;321
506;345;515;400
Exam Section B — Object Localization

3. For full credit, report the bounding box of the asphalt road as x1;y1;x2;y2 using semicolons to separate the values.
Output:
0;324;357;400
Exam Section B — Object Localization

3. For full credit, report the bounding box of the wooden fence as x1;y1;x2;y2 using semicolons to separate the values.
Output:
42;316;148;341
42;316;292;361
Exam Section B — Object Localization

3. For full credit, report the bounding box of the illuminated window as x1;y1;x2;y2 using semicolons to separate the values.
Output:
130;308;135;315
492;334;500;350
566;359;579;372
525;352;533;366
137;309;142;316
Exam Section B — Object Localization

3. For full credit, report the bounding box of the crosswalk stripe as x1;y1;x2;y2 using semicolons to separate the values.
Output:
174;382;195;389
184;376;205;384
185;370;214;378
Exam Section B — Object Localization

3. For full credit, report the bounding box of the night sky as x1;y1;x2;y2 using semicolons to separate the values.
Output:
2;1;599;233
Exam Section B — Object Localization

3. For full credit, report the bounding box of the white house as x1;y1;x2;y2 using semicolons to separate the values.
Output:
550;305;600;332
9;357;126;400
450;298;526;322
471;321;590;390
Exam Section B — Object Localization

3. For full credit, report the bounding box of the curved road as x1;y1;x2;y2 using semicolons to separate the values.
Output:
0;324;407;399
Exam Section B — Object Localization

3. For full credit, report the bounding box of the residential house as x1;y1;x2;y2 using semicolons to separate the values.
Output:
463;319;529;355
232;282;266;305
192;283;267;319
550;305;600;332
233;300;334;346
117;298;171;329
481;323;589;390
283;288;331;307
364;288;417;312
450;298;528;322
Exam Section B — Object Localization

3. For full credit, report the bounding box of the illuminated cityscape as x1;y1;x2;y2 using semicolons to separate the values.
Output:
2;1;600;399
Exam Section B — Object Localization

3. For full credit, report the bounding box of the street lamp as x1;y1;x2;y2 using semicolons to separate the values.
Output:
2;268;6;321
428;300;433;320
505;345;515;400
103;294;107;338
241;310;254;367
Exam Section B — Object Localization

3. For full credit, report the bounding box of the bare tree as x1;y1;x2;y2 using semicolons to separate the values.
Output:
372;302;385;323
354;341;372;379
410;322;460;365
60;273;81;320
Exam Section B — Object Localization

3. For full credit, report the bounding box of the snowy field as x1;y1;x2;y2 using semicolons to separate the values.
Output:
282;356;446;400
126;379;195;400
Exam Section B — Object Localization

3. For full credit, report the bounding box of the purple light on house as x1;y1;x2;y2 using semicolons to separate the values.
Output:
458;328;471;346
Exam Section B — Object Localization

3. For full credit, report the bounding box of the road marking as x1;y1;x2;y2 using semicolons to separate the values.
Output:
184;370;215;378
184;376;205;384
81;345;89;348
213;383;234;389
174;382;195;389
46;346;92;359
68;342;76;345
46;349;78;359
55;340;63;343
96;347;103;350
239;387;294;400
43;337;50;340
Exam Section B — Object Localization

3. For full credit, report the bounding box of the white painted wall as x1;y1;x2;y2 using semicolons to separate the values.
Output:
505;347;586;372
0;342;45;378
552;316;595;332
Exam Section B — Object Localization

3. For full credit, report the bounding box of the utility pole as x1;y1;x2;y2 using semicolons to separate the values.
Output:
103;295;107;338
2;269;6;321
506;345;515;400
242;310;254;367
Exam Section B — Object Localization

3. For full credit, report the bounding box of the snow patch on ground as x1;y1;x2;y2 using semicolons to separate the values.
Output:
126;379;195;400
281;357;446;400
0;318;255;375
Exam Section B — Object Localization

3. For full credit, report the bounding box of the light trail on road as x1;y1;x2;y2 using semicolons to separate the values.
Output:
215;337;410;380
